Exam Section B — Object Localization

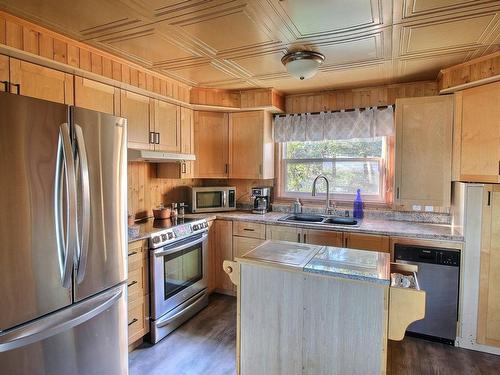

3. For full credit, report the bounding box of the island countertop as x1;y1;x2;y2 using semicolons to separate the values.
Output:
237;240;391;285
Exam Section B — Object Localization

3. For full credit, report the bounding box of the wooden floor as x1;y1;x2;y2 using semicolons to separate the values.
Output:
130;294;500;375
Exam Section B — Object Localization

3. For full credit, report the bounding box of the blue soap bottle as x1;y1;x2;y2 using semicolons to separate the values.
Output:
353;189;364;219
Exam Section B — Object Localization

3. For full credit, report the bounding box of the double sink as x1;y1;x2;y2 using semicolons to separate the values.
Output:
279;213;359;226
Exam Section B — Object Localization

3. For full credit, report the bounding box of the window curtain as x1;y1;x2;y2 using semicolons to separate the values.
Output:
274;106;394;142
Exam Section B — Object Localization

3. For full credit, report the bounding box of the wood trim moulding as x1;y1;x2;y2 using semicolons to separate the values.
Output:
284;81;438;114
0;10;191;104
438;51;500;94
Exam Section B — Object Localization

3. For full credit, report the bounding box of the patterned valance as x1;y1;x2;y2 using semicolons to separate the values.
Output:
274;106;394;142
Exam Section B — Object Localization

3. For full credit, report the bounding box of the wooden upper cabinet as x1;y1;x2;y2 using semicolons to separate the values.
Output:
477;185;500;347
344;233;390;253
453;82;500;183
121;91;153;150
395;96;453;209
194;111;229;178
154;100;180;152
75;77;119;115
9;58;73;104
0;55;8;92
229;111;274;179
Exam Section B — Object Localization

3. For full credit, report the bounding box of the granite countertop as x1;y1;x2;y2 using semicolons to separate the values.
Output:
214;211;463;242
239;240;390;285
304;246;390;285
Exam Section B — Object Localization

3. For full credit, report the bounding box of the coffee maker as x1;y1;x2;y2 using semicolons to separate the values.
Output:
251;187;271;214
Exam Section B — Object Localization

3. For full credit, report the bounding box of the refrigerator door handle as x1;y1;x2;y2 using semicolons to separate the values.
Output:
54;123;77;289
0;285;123;352
74;124;91;284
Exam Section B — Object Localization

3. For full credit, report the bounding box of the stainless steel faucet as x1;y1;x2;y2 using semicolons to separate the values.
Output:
312;174;335;214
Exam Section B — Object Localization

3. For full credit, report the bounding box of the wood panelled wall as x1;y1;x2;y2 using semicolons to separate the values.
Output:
438;51;500;93
285;81;438;114
0;11;190;103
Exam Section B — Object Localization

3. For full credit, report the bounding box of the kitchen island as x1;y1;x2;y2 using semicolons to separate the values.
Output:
224;240;425;375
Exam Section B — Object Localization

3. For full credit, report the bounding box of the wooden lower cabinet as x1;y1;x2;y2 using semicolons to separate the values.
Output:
344;232;390;253
213;220;234;294
477;185;500;347
266;225;301;242
127;240;149;348
304;229;343;247
233;236;265;259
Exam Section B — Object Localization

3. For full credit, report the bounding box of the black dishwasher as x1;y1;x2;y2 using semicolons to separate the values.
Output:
394;244;460;345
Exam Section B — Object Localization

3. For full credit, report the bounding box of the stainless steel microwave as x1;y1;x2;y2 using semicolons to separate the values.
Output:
190;187;236;213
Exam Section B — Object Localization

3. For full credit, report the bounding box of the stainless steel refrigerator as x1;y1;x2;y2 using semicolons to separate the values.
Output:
0;92;128;374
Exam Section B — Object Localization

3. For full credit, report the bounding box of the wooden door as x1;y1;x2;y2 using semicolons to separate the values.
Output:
194;111;229;178
154;100;180;152
344;233;389;253
9;58;73;104
304;229;343;247
121;90;153;150
265;225;301;243
0;55;8;92
229;111;268;179
233;236;264;259
477;185;500;347
75;77;119;115
214;220;234;294
455;82;500;183
395;96;453;209
180;107;194;178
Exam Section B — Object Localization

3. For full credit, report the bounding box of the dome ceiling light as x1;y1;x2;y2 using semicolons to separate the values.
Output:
281;50;325;80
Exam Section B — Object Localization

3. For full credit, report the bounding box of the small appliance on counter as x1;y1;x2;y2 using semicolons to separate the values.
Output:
190;186;236;213
252;187;272;214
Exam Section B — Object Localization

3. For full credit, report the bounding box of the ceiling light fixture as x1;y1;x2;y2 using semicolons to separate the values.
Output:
281;50;325;80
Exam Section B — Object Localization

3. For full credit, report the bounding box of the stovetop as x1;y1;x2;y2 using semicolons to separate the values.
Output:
132;216;208;249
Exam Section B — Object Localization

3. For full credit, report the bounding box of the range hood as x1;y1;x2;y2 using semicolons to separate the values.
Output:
128;149;196;163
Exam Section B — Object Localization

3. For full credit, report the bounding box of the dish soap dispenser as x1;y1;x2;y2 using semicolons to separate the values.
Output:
353;189;364;219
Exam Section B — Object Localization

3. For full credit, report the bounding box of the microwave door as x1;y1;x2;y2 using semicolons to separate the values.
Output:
196;191;223;210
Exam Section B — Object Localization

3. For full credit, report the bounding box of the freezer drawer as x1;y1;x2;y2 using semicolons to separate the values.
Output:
0;284;128;375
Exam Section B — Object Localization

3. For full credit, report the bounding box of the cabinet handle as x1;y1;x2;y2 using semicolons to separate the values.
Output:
243;228;255;232
155;132;160;144
127;280;138;288
498;161;500;176
488;191;491;206
0;80;8;92
128;318;138;326
181;162;186;174
297;233;300;243
128;251;138;257
225;163;228;174
303;233;307;243
396;187;400;199
10;83;20;95
345;237;348;248
149;132;155;144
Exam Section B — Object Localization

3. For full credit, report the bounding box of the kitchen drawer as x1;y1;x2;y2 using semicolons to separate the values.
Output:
233;221;266;239
128;262;148;302
388;263;426;341
128;296;149;343
128;240;147;269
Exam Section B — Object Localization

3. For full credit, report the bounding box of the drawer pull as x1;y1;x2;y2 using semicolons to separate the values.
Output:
128;318;138;326
243;228;255;232
128;251;138;257
128;280;138;288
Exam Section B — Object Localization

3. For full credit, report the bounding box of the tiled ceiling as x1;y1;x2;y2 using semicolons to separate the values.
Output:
1;0;499;94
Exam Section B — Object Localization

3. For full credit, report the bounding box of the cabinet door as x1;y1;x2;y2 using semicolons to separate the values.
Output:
266;225;301;243
214;220;234;293
304;229;343;247
9;58;73;104
395;96;453;209
455;82;500;183
229;111;274;179
154;100;180;152
75;77;119;115
0;55;8;92
121;91;153;150
477;185;500;347
194;111;229;178
233;236;264;259
344;233;389;253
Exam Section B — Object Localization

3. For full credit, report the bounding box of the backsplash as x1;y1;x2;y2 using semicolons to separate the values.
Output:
200;178;274;205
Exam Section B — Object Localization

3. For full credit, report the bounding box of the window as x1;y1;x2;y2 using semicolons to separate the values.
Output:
281;137;388;202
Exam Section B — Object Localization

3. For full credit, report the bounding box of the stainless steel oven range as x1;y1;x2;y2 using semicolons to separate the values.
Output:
149;217;210;343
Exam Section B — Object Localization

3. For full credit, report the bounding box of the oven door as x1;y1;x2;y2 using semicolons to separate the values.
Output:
151;233;208;320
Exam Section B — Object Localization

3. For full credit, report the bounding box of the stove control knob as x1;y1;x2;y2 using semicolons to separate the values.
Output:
152;236;160;244
193;224;198;231
204;222;208;228
161;234;167;241
167;232;174;239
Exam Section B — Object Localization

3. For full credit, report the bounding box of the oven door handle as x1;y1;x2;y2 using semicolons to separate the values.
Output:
154;233;208;257
155;292;207;328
